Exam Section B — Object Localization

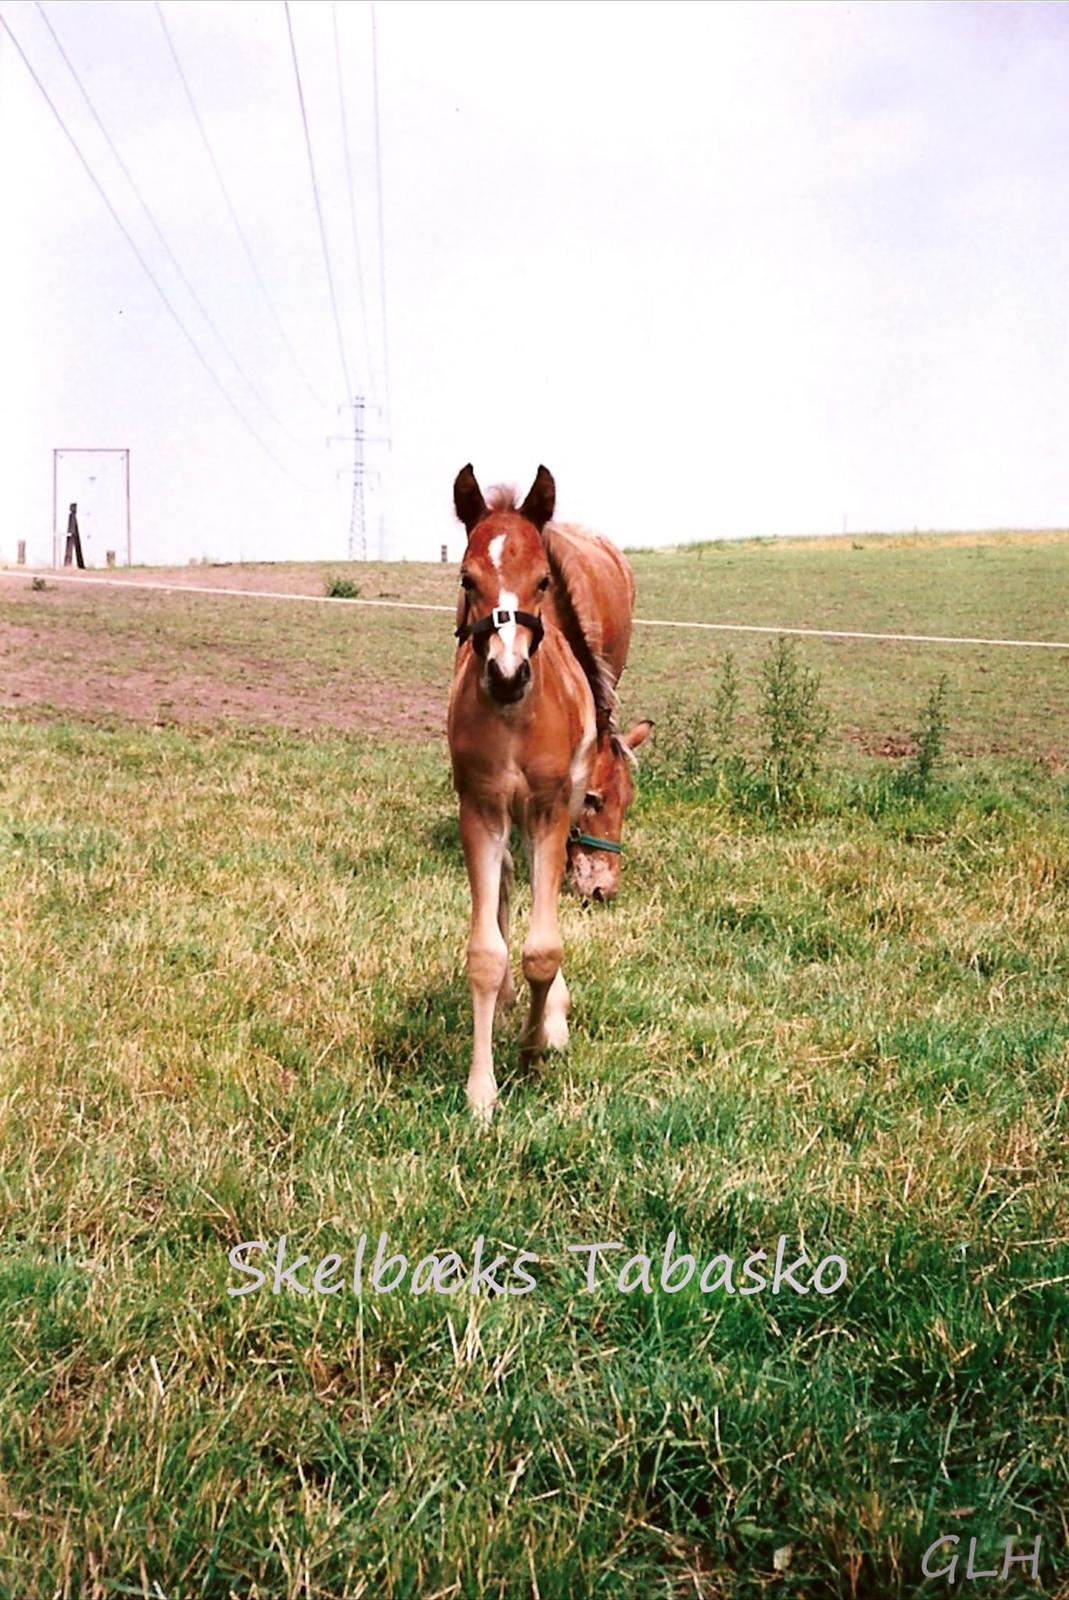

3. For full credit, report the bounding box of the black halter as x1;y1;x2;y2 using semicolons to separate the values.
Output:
456;606;545;654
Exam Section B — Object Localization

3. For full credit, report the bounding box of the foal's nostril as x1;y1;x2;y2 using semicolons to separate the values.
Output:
516;659;531;687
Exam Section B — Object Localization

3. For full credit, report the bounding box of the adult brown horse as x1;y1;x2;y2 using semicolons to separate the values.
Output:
447;463;646;1119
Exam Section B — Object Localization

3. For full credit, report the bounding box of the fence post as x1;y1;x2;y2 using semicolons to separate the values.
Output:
16;540;26;566
64;503;86;569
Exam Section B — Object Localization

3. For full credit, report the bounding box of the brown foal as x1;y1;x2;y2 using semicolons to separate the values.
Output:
447;464;600;1120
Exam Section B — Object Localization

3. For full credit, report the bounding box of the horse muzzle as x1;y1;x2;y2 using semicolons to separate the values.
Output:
567;832;622;902
485;656;531;704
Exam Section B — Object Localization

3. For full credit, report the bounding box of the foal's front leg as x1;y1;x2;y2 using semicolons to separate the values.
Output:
459;800;508;1121
520;810;571;1063
496;847;517;1013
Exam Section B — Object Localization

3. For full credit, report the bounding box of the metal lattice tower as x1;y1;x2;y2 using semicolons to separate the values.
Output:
348;395;366;561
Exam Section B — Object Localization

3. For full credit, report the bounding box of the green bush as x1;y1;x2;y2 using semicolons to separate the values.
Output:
756;635;829;814
647;653;743;794
326;575;361;599
647;641;831;816
643;645;958;826
901;674;950;796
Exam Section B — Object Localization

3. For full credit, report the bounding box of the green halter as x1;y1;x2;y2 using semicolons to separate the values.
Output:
568;826;623;855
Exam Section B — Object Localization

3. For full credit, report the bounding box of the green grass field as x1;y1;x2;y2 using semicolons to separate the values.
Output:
2;532;1068;1598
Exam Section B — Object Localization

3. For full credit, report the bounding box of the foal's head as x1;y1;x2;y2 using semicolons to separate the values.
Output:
568;720;653;901
453;464;556;707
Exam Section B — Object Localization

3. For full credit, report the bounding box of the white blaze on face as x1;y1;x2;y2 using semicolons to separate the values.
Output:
487;532;524;674
493;589;522;672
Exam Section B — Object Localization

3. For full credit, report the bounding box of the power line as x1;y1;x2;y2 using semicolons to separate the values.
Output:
33;0;309;451
284;0;353;403
154;0;331;414
331;0;376;401
370;0;392;433
0;7;316;487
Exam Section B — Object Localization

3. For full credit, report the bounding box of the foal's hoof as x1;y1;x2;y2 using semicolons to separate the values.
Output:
466;1087;497;1126
542;1012;569;1051
519;1032;546;1069
521;1011;569;1063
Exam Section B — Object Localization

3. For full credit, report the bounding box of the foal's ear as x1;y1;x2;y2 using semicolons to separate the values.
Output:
624;719;654;752
519;465;556;530
453;464;487;532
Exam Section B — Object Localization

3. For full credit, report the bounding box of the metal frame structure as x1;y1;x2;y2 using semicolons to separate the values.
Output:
52;447;131;568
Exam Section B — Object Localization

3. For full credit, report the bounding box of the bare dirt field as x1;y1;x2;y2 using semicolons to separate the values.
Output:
0;566;449;738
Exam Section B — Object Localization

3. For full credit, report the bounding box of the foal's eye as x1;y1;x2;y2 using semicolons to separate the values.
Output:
584;791;603;811
460;574;475;593
537;575;550;593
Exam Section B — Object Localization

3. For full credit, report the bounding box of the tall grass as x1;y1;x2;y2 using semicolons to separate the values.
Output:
1;712;1067;1597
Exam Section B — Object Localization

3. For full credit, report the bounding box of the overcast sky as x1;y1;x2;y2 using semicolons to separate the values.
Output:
3;0;1069;567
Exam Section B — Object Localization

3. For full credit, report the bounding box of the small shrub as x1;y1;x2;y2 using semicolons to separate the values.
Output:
756;636;829;814
647;652;744;793
646;702;710;788
680;706;713;784
647;644;830;818
902;675;950;795
30;576;47;592
711;650;743;772
326;576;361;599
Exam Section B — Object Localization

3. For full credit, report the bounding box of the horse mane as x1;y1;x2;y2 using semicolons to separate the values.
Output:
610;729;638;766
541;521;620;740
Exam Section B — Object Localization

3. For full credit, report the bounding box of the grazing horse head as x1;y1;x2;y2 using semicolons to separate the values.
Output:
567;719;654;902
453;464;556;707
